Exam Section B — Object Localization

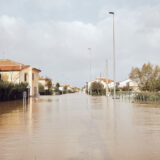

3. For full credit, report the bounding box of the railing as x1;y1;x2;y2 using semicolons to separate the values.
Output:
110;91;160;103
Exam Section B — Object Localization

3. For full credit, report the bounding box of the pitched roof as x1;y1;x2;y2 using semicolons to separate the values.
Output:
32;68;41;72
0;59;40;72
96;78;113;83
0;59;23;66
39;77;45;80
0;65;30;71
39;77;48;80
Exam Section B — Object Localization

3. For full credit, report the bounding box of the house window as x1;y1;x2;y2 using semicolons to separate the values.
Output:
32;73;34;80
24;73;27;81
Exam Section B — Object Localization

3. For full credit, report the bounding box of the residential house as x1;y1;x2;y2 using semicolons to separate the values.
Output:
0;59;41;96
59;85;79;93
39;77;50;90
88;77;113;89
118;79;139;91
87;77;113;92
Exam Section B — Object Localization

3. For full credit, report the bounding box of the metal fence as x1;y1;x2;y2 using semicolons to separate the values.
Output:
110;91;160;103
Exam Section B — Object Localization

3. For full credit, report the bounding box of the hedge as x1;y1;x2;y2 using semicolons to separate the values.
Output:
0;81;28;101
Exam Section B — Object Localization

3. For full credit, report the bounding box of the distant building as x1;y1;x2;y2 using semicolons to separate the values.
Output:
0;59;41;96
39;77;53;90
87;77;113;91
86;77;139;92
118;79;139;91
59;85;79;93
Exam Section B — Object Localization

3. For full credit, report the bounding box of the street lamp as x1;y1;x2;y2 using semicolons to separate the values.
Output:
88;48;92;95
109;11;116;99
88;48;92;81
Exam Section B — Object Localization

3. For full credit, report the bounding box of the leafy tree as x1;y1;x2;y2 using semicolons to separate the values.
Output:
90;82;105;95
56;83;60;88
129;63;160;92
54;83;61;94
63;86;67;93
39;83;45;95
46;78;52;89
45;78;53;95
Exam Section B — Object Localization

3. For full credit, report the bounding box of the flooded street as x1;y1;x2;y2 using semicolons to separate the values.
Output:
0;93;160;160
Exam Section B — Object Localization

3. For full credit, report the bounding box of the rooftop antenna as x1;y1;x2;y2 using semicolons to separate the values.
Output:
2;51;6;59
100;72;102;78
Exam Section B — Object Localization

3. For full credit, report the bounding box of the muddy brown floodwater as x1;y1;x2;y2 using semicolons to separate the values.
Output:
0;93;160;160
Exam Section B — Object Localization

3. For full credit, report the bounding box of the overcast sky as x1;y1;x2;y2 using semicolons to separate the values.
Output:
0;0;160;87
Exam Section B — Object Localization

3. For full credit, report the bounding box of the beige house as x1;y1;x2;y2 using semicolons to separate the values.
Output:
0;59;41;96
39;77;49;90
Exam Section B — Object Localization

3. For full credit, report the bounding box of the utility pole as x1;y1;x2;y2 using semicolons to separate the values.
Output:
106;59;109;96
3;51;6;59
88;48;92;81
100;72;102;78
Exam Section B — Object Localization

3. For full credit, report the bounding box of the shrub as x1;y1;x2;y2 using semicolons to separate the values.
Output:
39;83;45;95
90;82;105;96
134;92;160;102
0;81;28;101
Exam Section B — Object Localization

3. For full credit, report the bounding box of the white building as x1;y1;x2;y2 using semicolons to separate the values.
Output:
39;77;53;90
118;79;139;91
87;77;113;91
87;77;139;92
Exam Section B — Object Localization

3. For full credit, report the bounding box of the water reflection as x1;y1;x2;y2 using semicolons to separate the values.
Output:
0;93;160;160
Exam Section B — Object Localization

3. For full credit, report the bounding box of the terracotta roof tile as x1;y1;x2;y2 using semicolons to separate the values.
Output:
0;65;30;71
0;59;23;66
0;59;40;72
39;77;46;80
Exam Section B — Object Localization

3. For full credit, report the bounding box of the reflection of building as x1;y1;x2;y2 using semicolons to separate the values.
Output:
0;59;41;96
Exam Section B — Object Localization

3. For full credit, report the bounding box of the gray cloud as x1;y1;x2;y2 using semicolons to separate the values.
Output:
0;1;160;87
0;0;160;22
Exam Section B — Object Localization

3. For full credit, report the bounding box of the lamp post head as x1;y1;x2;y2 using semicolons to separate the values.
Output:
109;12;114;14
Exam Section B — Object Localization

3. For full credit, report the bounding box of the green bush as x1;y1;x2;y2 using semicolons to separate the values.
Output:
39;81;53;96
0;81;28;101
90;82;106;96
45;89;53;95
39;83;45;95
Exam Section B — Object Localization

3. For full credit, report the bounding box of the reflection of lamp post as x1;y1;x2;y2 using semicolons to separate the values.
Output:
27;84;31;98
109;11;116;99
106;59;109;96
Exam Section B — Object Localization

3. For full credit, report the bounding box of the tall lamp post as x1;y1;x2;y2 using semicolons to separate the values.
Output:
88;48;92;95
109;11;116;99
88;48;92;81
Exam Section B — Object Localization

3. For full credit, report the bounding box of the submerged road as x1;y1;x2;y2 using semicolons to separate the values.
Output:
0;93;160;160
